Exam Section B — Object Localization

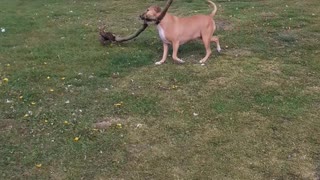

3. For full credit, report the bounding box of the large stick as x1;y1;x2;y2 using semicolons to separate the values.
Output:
156;0;173;24
99;0;173;44
99;22;148;45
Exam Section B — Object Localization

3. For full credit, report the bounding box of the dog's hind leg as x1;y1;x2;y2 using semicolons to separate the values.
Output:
199;36;212;64
211;36;221;53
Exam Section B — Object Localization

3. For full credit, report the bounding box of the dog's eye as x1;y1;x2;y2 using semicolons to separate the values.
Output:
147;9;149;12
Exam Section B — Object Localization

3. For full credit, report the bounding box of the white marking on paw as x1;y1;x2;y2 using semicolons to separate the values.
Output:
155;61;163;65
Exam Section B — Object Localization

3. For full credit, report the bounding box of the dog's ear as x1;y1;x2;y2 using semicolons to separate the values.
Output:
154;6;162;13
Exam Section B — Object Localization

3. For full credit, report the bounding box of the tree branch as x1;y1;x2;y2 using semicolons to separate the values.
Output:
99;0;173;44
156;0;173;23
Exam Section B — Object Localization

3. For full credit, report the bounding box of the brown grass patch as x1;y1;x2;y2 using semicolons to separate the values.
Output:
0;119;15;133
216;20;233;31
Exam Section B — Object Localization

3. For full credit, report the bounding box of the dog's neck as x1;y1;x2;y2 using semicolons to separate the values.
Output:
156;13;173;26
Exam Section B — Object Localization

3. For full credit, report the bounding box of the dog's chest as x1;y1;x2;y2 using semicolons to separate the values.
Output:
157;25;170;44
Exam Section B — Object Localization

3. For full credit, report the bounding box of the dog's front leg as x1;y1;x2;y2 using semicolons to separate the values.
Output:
155;43;169;65
172;41;185;64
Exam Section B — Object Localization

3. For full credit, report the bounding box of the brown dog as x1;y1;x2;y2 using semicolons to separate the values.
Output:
141;0;221;65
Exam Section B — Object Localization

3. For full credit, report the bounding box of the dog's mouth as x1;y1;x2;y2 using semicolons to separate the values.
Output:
139;15;154;22
139;14;146;20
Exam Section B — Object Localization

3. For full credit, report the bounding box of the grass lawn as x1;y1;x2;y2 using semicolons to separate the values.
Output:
1;0;320;179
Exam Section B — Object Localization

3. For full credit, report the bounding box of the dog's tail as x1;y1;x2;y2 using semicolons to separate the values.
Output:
207;0;217;17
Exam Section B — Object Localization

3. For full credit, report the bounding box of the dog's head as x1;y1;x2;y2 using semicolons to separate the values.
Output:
140;5;162;22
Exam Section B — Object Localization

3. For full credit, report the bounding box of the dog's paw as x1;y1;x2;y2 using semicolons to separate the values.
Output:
176;59;185;64
217;47;222;53
155;61;163;65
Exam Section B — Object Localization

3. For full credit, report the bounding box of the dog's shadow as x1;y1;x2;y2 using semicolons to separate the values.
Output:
171;41;220;63
178;41;207;62
116;37;219;64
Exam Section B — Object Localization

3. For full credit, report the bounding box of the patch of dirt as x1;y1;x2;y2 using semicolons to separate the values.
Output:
316;161;320;180
0;119;29;136
193;125;221;143
0;119;14;133
216;20;233;31
260;12;278;20
208;77;231;88
304;86;320;94
93;117;122;130
264;81;280;87
258;62;282;74
127;143;151;157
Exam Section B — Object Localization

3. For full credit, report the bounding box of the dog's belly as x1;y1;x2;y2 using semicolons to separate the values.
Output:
157;25;170;44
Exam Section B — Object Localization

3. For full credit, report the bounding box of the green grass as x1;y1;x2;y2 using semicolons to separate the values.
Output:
1;0;320;179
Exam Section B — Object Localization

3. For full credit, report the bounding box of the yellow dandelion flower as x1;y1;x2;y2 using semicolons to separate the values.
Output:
31;102;36;105
19;96;23;99
116;123;122;129
24;114;29;118
49;89;54;92
47;76;50;80
74;137;80;142
114;101;123;107
44;120;48;123
61;77;65;80
172;85;178;89
3;78;9;82
35;164;42;168
6;64;10;67
63;121;69;125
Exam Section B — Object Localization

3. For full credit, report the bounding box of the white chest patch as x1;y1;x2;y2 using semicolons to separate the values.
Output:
157;25;170;44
